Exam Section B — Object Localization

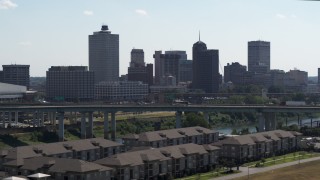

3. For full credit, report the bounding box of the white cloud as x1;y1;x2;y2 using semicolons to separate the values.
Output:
276;13;287;19
135;9;148;16
0;0;17;10
18;41;32;46
83;10;93;16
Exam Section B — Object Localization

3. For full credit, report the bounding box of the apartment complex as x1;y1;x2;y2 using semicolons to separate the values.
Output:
213;130;302;164
95;143;220;179
122;126;219;149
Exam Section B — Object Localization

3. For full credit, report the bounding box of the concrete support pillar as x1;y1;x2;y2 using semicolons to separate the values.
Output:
15;111;18;125
176;111;182;128
37;112;41;127
75;112;78;124
88;112;94;138
258;113;265;132
311;118;313;128
8;112;12;126
41;112;45;127
264;112;276;131
81;112;86;139
1;112;5;128
111;112;116;141
58;112;65;141
204;112;209;124
270;113;276;130
33;112;37;127
53;112;57;126
104;112;109;139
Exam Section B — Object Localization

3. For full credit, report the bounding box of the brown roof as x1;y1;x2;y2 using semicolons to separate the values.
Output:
136;126;217;142
6;156;113;173
216;130;299;146
96;143;211;168
4;146;41;160
3;138;122;160
122;134;139;140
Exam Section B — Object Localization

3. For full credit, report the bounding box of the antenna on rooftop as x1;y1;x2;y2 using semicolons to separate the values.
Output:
199;30;201;41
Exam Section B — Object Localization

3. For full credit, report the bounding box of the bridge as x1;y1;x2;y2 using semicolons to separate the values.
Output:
1;104;319;141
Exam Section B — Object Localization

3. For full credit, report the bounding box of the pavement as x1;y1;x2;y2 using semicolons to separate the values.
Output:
211;156;320;180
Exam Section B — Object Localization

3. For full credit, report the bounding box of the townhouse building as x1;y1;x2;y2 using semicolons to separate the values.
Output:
95;143;220;180
213;130;302;164
0;138;124;170
122;126;219;149
3;157;113;180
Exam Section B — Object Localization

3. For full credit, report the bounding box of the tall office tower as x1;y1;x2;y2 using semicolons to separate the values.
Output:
1;64;30;89
153;51;186;85
127;49;153;86
46;66;94;102
130;49;145;67
248;40;270;74
89;25;119;83
224;62;247;85
192;40;219;93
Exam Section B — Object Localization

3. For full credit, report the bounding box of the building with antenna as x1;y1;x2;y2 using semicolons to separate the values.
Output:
192;35;220;93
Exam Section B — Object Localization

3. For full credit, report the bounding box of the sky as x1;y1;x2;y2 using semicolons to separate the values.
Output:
1;0;320;77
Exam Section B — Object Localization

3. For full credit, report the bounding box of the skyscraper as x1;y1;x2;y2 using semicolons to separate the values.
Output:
192;40;219;93
89;25;119;83
248;40;270;74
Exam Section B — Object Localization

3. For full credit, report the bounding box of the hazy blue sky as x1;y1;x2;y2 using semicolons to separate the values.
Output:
1;0;320;76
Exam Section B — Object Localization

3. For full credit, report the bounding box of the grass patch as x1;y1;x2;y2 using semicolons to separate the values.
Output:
234;159;320;180
242;151;320;168
176;169;240;180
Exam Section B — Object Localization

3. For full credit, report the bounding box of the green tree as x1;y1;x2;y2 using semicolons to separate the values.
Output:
231;128;238;135
182;112;209;128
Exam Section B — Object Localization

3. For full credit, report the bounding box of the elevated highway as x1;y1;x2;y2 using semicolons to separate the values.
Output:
1;104;318;141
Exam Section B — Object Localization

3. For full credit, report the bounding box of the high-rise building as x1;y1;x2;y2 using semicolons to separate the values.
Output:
248;40;270;74
89;25;119;83
284;69;308;92
1;64;30;89
46;66;94;101
127;49;153;86
153;51;186;85
192;40;219;93
179;59;193;83
224;62;247;85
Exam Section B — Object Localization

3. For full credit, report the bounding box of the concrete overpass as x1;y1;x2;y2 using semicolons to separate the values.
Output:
1;104;319;141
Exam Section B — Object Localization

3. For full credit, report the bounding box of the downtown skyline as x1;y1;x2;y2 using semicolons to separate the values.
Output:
1;0;320;76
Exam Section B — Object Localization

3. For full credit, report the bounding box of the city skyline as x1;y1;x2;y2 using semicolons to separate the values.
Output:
1;0;320;76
